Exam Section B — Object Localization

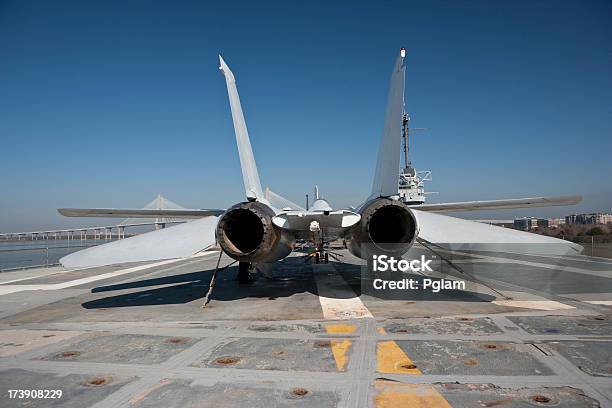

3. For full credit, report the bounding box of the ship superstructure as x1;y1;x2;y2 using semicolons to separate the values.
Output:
398;111;431;204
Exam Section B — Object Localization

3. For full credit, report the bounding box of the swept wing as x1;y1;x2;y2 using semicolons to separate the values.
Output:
58;208;223;218
410;195;581;213
414;209;582;255
60;216;218;268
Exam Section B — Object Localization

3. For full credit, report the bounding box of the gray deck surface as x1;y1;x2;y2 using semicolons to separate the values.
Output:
0;246;610;407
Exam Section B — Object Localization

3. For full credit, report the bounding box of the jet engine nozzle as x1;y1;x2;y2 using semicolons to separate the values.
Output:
216;201;294;263
346;198;418;259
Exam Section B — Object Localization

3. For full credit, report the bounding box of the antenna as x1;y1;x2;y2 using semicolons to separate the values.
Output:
397;50;432;205
399;51;426;174
401;113;426;174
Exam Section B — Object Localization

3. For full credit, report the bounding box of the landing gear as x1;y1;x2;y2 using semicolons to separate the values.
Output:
310;229;329;264
313;248;329;264
237;261;254;284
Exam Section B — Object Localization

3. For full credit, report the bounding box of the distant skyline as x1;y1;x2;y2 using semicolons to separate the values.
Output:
1;0;611;231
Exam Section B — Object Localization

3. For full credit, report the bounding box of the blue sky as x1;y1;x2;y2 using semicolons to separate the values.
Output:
1;0;611;231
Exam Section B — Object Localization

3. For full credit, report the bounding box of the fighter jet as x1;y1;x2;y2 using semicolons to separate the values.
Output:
58;49;582;282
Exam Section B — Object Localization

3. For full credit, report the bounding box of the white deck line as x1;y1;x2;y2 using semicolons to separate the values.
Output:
492;300;575;311
312;263;373;320
443;250;612;279
585;300;612;306
0;252;218;295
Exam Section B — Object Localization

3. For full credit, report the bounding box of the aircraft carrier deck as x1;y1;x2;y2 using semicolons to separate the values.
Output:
0;246;610;407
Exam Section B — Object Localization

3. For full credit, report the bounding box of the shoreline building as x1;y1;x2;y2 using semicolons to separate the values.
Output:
547;218;566;227
566;212;612;225
514;217;549;231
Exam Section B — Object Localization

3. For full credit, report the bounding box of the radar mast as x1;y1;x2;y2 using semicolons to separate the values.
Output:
398;49;431;204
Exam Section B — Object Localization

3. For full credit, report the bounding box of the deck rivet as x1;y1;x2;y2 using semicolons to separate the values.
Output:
401;363;417;369
59;351;80;358
483;344;497;349
166;337;188;344
86;376;111;386
531;395;551;403
291;387;309;397
215;357;240;365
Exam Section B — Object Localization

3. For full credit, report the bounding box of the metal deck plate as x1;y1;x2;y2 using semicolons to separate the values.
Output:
0;249;610;407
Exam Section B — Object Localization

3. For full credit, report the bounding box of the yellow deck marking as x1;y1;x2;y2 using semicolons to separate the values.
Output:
375;331;453;406
326;324;356;334
376;341;421;375
329;339;351;371
374;380;452;408
325;324;354;371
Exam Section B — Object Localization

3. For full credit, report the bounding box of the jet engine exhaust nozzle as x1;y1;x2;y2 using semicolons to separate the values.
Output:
216;202;293;263
347;198;418;259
